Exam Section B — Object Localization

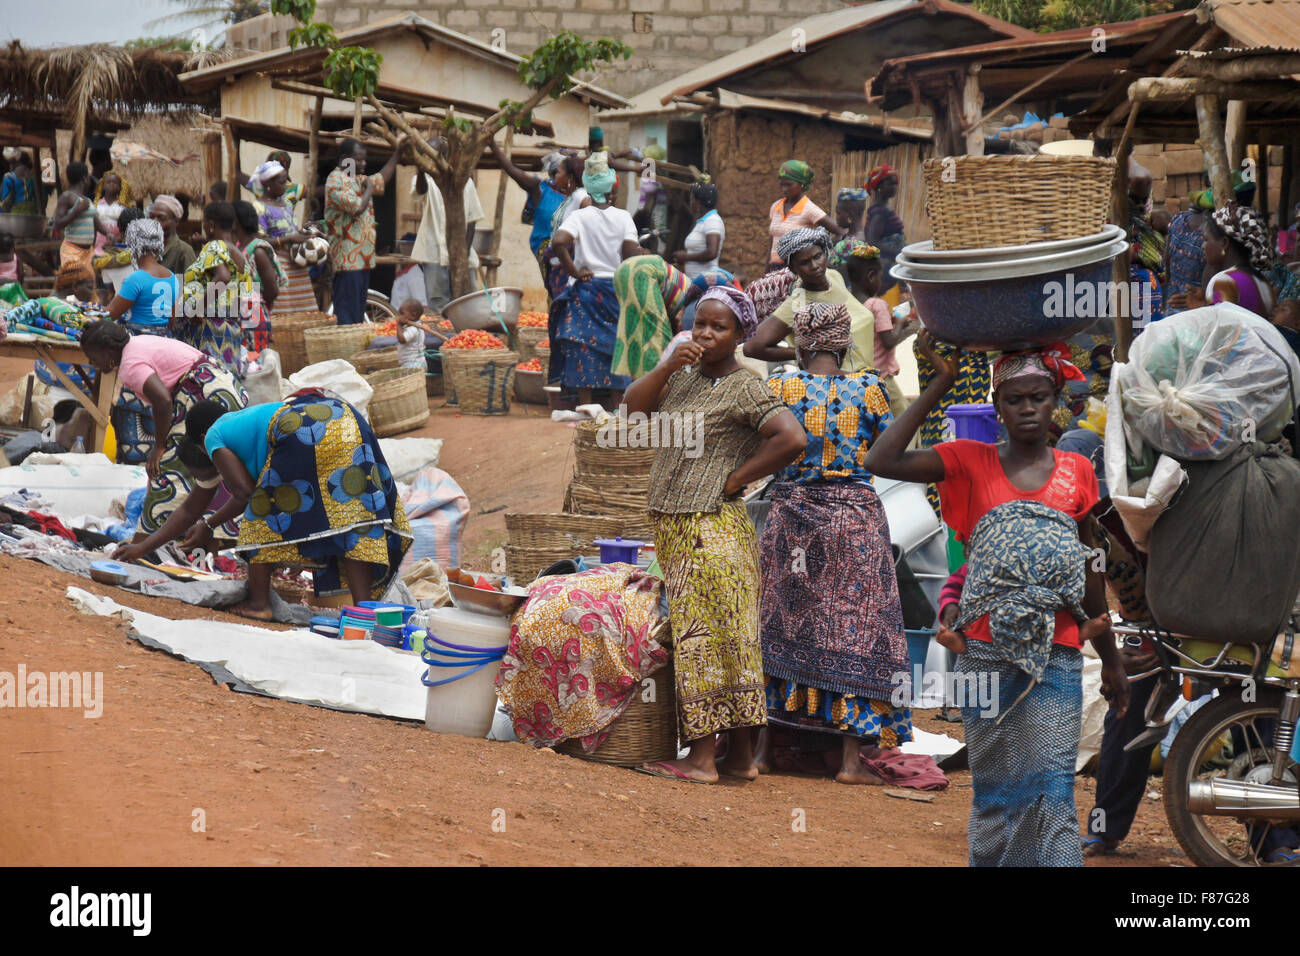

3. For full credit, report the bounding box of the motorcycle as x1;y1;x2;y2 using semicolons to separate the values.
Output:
1116;613;1300;866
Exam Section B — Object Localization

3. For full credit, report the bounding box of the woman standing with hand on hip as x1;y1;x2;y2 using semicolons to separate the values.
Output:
865;333;1128;867
626;285;806;784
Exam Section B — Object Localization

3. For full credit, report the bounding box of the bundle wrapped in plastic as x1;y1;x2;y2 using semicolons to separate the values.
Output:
1115;304;1300;460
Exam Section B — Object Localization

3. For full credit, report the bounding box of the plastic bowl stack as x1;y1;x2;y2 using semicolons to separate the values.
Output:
892;224;1128;352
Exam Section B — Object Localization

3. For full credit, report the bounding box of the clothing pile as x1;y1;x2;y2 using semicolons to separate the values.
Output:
2;295;92;342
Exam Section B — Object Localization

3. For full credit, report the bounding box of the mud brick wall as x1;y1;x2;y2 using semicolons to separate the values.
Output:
1133;143;1285;219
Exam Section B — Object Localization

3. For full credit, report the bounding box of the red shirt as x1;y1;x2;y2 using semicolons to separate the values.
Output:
934;439;1099;649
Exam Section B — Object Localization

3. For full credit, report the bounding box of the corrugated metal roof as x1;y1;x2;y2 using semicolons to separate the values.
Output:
1199;0;1300;52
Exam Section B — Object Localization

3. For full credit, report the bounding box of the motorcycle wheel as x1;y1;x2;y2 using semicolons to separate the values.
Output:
1164;687;1300;866
365;291;396;323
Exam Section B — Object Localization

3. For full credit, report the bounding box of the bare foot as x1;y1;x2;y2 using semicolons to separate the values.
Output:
716;757;759;781
937;624;966;654
229;602;274;622
638;758;718;784
835;762;887;786
1078;614;1112;645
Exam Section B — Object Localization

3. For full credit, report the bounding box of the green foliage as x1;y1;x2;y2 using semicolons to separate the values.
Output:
125;35;197;51
289;22;337;50
269;0;315;24
496;99;534;132
971;0;1192;30
442;116;475;135
517;32;631;97
322;46;383;100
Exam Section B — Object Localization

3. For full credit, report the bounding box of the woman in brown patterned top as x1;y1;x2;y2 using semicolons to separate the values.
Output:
625;285;806;784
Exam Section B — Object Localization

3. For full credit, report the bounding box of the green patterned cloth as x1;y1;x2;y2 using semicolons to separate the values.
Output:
611;255;689;378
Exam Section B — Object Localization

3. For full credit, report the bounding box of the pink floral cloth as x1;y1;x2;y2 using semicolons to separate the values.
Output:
496;564;669;751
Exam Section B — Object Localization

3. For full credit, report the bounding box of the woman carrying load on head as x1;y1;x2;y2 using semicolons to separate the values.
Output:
766;160;844;272
626;285;806;784
865;335;1128;867
117;394;412;621
864;164;906;308
80;320;247;536
758;300;914;784
250;160;318;314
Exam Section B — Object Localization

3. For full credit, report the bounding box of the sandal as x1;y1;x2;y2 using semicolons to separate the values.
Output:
634;761;713;784
1081;834;1120;856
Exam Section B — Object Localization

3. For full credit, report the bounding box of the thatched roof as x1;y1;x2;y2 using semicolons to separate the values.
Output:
52;114;215;202
0;41;230;158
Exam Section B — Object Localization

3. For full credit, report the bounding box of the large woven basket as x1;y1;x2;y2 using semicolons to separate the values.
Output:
349;346;400;376
922;154;1116;250
564;482;654;540
564;418;656;537
516;325;549;363
504;512;628;582
304;324;372;366
557;661;678;766
272;310;334;375
440;348;517;415
365;367;429;437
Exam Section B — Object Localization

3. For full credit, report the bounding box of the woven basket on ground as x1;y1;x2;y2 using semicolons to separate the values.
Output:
272;310;334;375
557;661;677;766
504;512;628;582
440;348;517;415
516;325;548;363
348;346;400;375
564;482;654;540
304;324;372;366
564;419;656;536
365;367;429;437
922;154;1116;250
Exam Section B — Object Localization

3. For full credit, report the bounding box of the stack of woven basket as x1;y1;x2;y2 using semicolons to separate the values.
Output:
563;419;655;540
504;512;628;584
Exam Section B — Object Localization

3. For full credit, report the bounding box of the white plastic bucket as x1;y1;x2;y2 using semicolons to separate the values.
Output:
420;606;509;738
874;477;942;557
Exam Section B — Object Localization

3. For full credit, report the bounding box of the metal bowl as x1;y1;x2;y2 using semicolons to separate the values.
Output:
472;228;494;256
514;368;547;405
892;237;1128;351
448;581;527;617
899;225;1125;264
0;213;48;240
443;286;522;334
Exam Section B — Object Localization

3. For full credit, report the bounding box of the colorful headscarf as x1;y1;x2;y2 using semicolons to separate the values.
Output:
151;194;184;221
1189;189;1214;212
689;267;740;294
830;238;881;270
699;285;759;341
583;151;617;203
777;226;834;265
991;343;1085;393
1211;202;1273;275
865;164;897;192
689;180;718;208
253;160;285;184
747;268;798;322
836;187;868;204
778;160;814;188
124;217;165;265
541;151;564;177
792;301;851;354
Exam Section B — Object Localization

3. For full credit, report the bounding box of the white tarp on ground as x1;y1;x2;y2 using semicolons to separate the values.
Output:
67;587;427;721
0;453;143;522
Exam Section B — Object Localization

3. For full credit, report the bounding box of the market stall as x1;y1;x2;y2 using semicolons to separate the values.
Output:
0;336;118;451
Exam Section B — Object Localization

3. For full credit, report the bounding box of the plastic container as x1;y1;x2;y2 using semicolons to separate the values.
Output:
946;403;999;443
341;624;370;641
593;537;646;565
359;601;415;625
420;606;510;738
905;629;935;677
89;560;130;586
310;615;341;638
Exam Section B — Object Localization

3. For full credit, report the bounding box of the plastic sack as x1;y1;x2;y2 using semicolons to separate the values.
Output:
285;359;373;418
1116;304;1300;460
397;466;470;575
243;347;283;406
377;437;443;483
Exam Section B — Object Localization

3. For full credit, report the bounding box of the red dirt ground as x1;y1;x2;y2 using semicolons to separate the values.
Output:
0;356;1187;866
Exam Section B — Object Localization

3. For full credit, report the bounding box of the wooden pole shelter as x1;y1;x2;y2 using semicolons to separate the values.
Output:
1112;102;1141;365
1259;134;1271;230
1195;94;1234;208
1129;76;1300;104
1225;100;1246;169
484;126;512;289
961;66;985;156
223;121;239;200
1179;53;1300;82
353;97;363;137
305;95;324;222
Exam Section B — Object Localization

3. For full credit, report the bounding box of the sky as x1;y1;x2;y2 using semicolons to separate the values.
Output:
2;0;210;47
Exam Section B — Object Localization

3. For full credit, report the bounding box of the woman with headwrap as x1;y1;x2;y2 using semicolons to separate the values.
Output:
1186;202;1276;318
833;238;916;417
744;227;876;374
835;186;868;239
149;195;197;275
104;218;182;335
80;320;247;536
1164;189;1213;316
611;255;691;379
758;300;913;784
232;200;284;352
549;152;640;408
180;201;252;379
864;164;907;307
241;150;303;208
249;160;318;313
865;336;1127;866
767;160;844;271
625;285;806;784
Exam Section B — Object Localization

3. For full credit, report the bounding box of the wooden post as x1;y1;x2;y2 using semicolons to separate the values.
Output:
1196;95;1233;208
485;126;512;288
353;97;363;137
1281;139;1294;229
1225;100;1246;169
305;95;324;222
1112;103;1140;364
962;65;985;156
223;121;239;199
1259;132;1271;227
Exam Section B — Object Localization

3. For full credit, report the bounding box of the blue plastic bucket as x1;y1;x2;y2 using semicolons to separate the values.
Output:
905;628;935;676
946;403;999;444
593;537;646;565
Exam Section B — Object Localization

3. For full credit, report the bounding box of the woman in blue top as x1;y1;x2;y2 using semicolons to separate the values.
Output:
757;301;913;784
105;219;181;334
121;395;413;621
486;141;578;284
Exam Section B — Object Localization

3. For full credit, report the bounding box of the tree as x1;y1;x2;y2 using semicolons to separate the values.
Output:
146;0;269;48
971;0;1196;31
271;0;631;295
